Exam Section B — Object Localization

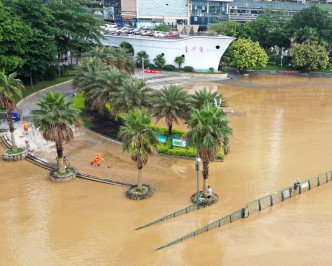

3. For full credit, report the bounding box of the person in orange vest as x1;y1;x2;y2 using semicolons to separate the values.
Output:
23;121;29;135
91;153;104;166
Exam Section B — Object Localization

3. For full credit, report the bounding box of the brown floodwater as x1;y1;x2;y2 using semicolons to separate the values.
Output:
1;75;332;265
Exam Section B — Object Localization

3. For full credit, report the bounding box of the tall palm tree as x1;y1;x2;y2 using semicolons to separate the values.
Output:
0;71;24;153
153;54;166;69
31;92;80;174
192;87;227;110
151;85;191;137
118;108;160;191
135;51;149;66
73;57;129;115
85;46;136;74
185;102;233;195
174;56;185;69
112;78;152;118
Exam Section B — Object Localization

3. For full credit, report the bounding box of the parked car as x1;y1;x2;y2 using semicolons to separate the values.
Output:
155;31;167;38
148;31;155;37
167;32;180;38
133;28;140;35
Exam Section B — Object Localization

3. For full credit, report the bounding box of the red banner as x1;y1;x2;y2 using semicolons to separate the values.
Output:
143;69;162;74
279;70;297;73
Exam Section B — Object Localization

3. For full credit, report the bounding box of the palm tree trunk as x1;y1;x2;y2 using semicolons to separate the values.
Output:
137;166;143;191
56;141;65;174
168;121;172;137
7;114;17;152
202;160;209;196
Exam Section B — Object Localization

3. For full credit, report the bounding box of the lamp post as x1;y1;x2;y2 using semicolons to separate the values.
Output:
141;57;145;81
195;151;201;203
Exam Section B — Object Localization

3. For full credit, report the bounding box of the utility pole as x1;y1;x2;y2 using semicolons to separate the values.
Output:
142;58;145;81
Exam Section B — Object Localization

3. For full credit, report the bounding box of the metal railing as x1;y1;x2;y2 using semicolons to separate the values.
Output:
156;171;332;251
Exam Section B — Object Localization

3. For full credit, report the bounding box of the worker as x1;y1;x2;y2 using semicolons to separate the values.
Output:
23;121;29;135
91;154;104;166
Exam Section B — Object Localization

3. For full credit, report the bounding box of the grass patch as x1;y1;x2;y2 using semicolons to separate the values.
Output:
130;186;148;194
252;65;294;71
54;169;72;176
318;68;332;73
5;148;25;154
0;128;6;132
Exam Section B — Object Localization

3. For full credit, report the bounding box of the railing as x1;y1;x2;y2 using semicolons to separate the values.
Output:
156;171;332;251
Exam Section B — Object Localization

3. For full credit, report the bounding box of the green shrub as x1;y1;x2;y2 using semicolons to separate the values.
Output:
73;92;86;110
163;64;176;71
150;125;185;137
150;125;224;159
183;66;194;72
145;63;156;69
209;67;214;72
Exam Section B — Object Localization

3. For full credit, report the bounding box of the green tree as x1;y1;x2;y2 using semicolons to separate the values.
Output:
153;54;166;69
47;0;104;65
112;79;152;117
118;108;160;191
230;38;268;73
251;8;291;49
219;47;233;71
211;21;253;39
290;43;329;72
174;56;185;69
151;85;191;137
86;46;136;74
0;72;24;152
10;0;59;83
73;57;129;115
154;24;171;32
31;92;80;174
120;42;134;56
192;87;227;110
293;27;319;45
0;2;31;72
185;103;233;195
135;51;149;66
290;6;332;46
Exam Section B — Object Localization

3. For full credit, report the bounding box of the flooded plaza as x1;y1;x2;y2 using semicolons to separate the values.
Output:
1;75;332;265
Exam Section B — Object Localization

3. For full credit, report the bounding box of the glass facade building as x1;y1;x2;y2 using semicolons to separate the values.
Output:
190;0;230;27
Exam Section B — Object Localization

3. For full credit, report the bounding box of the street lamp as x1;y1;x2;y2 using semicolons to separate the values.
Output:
141;57;145;81
195;151;201;203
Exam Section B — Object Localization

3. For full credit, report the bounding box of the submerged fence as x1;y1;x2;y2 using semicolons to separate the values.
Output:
156;171;332;251
136;203;205;230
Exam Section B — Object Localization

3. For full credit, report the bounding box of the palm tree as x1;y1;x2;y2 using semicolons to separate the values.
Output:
73;57;129;115
192;87;227;110
174;56;185;69
153;54;166;69
118;108;160;191
31;92;80;174
135;51;149;66
185;102;233;196
151;85;191;137
85;46;136;74
112;78;152;118
0;71;24;153
293;27;319;45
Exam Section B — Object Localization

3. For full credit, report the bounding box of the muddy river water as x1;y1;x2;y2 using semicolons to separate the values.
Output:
1;75;332;265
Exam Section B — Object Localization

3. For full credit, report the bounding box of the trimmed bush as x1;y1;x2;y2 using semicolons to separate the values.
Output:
209;67;214;72
183;66;194;72
163;64;176;71
72;92;86;110
150;125;224;159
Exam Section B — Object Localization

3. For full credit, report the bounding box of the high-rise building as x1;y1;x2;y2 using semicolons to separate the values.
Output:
121;0;190;27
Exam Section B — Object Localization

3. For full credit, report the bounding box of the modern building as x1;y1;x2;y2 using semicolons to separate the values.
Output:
190;0;231;30
120;0;190;28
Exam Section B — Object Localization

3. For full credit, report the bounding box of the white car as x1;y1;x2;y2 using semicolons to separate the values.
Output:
155;31;167;38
